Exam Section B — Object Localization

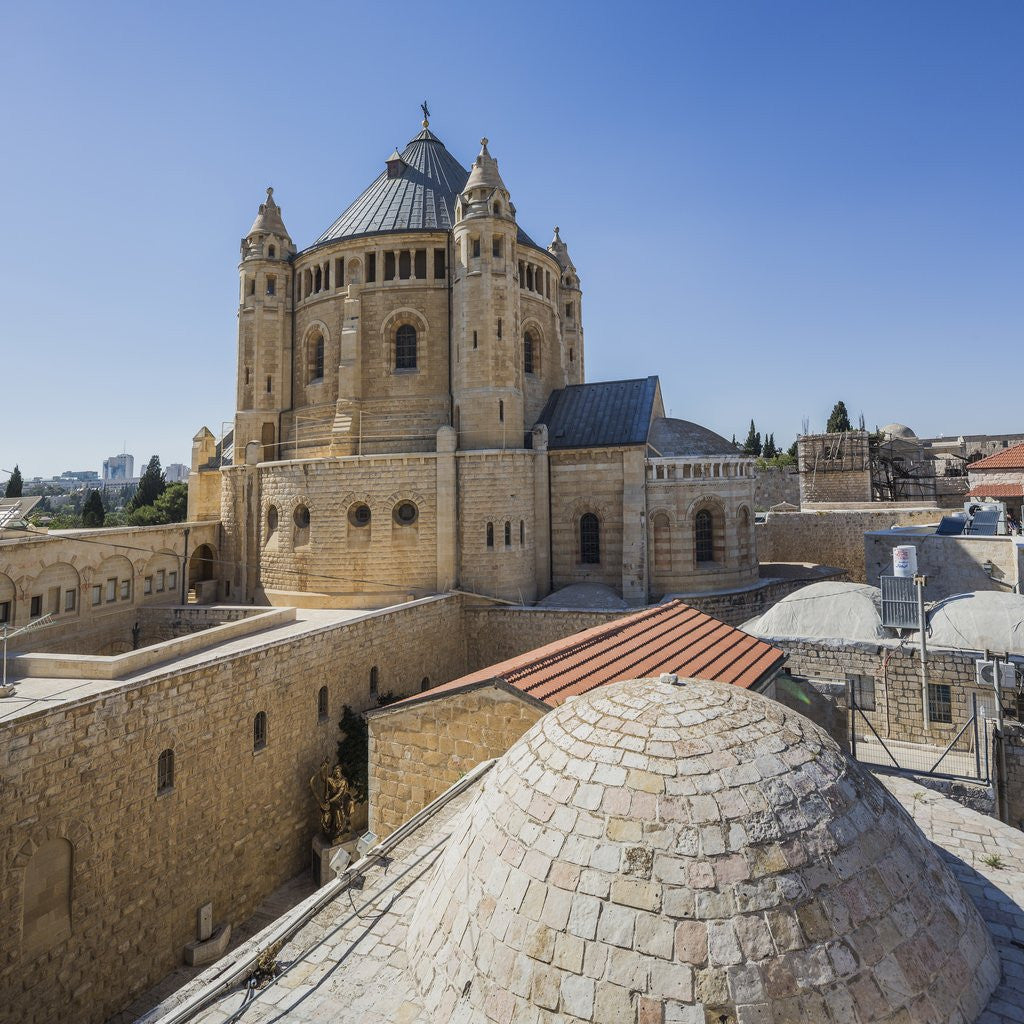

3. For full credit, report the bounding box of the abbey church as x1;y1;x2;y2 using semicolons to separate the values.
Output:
190;113;758;606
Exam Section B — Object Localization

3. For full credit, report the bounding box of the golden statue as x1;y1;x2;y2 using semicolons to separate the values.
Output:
309;758;352;842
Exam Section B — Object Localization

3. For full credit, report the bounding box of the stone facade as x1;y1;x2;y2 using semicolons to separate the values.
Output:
0;596;466;1024
757;507;942;583
864;527;1024;599
753;465;800;510
192;121;760;608
368;685;545;838
0;522;219;654
797;431;873;504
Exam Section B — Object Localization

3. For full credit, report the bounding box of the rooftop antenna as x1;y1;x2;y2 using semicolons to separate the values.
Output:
2;614;55;693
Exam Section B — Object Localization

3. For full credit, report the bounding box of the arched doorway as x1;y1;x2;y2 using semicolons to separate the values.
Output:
188;545;216;602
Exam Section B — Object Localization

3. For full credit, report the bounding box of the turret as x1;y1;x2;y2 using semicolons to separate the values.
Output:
235;188;295;463
549;226;584;385
451;139;524;449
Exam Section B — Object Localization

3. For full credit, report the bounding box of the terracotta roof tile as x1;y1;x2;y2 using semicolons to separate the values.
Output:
968;442;1024;471
389;600;785;710
967;483;1024;498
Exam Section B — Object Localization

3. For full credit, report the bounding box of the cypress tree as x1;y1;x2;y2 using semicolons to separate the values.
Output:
4;464;23;498
82;489;105;527
130;455;166;511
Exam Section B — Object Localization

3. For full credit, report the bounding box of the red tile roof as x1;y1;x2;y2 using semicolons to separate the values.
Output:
968;442;1024;471
967;483;1024;498
388;600;785;711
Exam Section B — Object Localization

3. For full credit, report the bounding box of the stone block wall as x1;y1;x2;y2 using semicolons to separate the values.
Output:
754;465;800;509
864;528;1024;599
999;724;1024;831
757;507;942;582
0;522;219;654
797;432;872;504
0;595;464;1024
367;686;544;838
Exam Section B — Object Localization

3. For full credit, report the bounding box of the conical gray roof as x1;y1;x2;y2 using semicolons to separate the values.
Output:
313;127;540;249
315;128;467;242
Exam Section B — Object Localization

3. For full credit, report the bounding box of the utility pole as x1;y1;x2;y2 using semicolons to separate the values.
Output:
916;574;929;729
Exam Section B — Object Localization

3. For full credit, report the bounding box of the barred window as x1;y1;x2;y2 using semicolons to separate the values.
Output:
157;748;174;794
311;335;324;381
396;325;417;370
317;686;328;722
253;711;267;751
580;514;600;564
928;684;952;724
486;522;494;548
695;510;714;563
504;521;511;547
846;673;876;712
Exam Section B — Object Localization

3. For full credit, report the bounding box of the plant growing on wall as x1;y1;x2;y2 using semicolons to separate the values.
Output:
336;693;397;803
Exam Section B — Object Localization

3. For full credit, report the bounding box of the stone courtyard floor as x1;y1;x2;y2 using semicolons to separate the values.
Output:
135;772;1024;1024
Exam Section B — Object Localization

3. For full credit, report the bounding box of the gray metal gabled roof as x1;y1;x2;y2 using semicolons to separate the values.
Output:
312;128;541;250
537;377;660;449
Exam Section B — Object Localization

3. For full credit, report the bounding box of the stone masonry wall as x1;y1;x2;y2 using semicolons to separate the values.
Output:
754;465;800;509
0;596;465;1024
367;687;544;838
1000;724;1024;831
757;507;942;582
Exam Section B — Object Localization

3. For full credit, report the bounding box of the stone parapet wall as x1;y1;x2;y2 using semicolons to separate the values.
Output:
999;724;1024;831
367;686;544;838
757;507;942;582
754;465;800;509
0;595;465;1024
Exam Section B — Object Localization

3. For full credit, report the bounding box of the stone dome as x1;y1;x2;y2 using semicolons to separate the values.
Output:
881;423;917;440
406;677;999;1024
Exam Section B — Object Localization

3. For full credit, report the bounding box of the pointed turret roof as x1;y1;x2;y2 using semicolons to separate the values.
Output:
464;137;506;192
547;225;575;271
312;124;542;250
248;187;289;238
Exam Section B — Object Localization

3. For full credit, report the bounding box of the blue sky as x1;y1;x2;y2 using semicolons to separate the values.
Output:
2;1;1021;478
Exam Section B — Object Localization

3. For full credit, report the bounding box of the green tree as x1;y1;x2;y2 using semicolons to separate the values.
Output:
152;482;188;523
788;439;799;459
4;464;23;497
763;433;778;458
826;401;852;433
336;694;397;804
81;490;105;527
129;455;166;511
742;420;762;457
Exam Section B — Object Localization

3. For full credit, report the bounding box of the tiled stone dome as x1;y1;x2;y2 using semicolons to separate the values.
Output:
406;677;999;1024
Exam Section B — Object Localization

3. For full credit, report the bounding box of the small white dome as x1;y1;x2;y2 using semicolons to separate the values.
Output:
881;423;918;440
744;581;884;643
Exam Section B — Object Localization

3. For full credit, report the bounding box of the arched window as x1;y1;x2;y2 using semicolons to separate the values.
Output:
420;676;430;692
396;324;417;370
524;331;535;375
317;685;328;721
253;711;267;751
504;521;511;546
294;504;310;546
695;509;714;563
157;748;174;794
580;514;600;564
370;666;379;697
311;334;324;381
268;244;276;258
266;506;278;539
486;522;494;548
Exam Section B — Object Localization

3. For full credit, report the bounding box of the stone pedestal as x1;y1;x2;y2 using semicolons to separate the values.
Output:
184;922;231;966
312;835;358;887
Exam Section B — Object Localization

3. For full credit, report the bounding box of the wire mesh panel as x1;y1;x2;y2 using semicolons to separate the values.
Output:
880;575;919;630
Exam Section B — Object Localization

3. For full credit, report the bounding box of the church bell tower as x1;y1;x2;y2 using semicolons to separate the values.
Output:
451;139;523;450
235;187;295;464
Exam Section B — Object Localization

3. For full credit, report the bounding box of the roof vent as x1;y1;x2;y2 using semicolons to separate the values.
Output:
386;149;405;179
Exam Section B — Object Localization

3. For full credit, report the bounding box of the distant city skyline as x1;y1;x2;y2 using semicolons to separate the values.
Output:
3;1;1021;478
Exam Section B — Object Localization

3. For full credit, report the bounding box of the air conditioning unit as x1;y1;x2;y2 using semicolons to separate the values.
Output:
975;659;1017;690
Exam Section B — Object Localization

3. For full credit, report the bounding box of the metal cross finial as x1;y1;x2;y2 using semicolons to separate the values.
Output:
421;100;430;125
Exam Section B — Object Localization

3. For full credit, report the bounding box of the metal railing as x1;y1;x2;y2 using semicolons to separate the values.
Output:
849;685;991;784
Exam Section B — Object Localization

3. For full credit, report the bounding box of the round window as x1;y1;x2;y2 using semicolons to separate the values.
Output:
294;504;310;529
394;501;418;526
348;503;371;528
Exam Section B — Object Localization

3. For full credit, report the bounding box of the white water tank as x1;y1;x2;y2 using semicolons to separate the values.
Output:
893;545;918;578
